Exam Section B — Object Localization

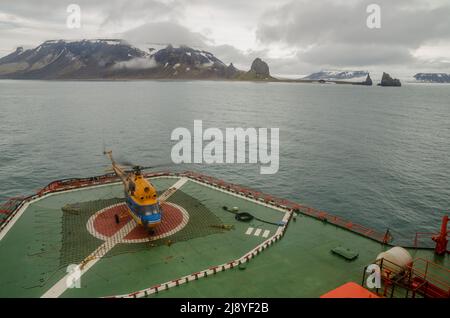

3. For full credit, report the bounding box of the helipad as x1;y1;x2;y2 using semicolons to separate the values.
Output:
87;202;189;243
0;172;447;298
0;175;289;297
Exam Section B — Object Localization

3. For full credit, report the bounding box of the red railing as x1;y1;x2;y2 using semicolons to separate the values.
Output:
366;257;450;298
181;171;390;243
408;258;450;298
0;197;27;220
0;170;438;248
414;232;438;248
414;216;449;252
0;171;174;229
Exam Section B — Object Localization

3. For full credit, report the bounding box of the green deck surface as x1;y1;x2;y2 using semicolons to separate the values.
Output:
0;177;448;298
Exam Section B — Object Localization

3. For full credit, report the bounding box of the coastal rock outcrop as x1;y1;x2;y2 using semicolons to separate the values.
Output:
378;72;401;87
239;58;273;80
225;63;240;78
362;74;372;86
250;58;270;78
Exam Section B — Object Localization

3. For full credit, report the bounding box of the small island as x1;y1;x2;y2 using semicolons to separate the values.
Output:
378;72;402;87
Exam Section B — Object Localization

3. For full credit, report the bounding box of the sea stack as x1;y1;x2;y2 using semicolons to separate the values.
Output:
362;74;373;86
378;72;401;87
245;58;271;80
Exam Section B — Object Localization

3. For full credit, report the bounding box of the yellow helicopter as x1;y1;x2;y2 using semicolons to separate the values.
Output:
104;150;162;231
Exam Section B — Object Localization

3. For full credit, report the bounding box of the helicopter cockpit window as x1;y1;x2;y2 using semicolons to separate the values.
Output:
141;203;161;215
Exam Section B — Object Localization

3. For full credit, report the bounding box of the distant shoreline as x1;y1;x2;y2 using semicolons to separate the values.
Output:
0;76;370;85
1;76;450;86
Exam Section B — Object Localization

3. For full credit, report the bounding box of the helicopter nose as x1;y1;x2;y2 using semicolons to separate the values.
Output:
145;221;159;229
141;220;152;228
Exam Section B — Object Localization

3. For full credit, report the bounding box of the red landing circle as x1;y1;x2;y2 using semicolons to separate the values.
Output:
86;202;189;243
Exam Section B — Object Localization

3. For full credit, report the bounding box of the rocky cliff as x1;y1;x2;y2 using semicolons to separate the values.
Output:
378;72;401;87
362;74;373;86
239;58;274;81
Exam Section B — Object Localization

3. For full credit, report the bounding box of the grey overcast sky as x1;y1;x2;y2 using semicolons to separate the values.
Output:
0;0;449;77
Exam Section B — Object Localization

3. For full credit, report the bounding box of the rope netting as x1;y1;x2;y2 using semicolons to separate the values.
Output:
56;190;225;267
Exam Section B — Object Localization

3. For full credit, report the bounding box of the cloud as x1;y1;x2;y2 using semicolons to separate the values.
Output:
0;0;449;75
113;57;157;70
204;44;265;69
122;21;262;71
299;44;415;67
257;0;450;47
100;0;184;30
255;0;450;71
123;21;209;48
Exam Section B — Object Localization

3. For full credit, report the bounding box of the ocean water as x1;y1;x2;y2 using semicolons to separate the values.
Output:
0;80;449;242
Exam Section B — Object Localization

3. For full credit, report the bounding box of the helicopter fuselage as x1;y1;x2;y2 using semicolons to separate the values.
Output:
124;174;162;229
104;150;162;230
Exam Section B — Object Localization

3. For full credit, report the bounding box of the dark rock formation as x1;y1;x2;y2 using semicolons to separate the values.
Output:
362;74;372;86
378;72;401;87
250;58;270;77
225;63;240;78
239;58;273;80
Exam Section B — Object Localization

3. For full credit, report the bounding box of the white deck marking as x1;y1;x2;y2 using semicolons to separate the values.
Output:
159;177;188;201
254;228;262;237
245;227;254;235
0;201;31;241
262;230;270;238
41;177;188;298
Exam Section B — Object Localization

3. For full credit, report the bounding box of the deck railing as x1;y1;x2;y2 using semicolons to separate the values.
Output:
0;170;441;249
362;257;450;298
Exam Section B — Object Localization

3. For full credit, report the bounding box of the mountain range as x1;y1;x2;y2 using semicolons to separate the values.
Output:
0;39;255;80
2;39;435;85
0;39;360;83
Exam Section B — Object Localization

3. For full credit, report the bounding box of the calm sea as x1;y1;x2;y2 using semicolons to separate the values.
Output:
0;80;449;242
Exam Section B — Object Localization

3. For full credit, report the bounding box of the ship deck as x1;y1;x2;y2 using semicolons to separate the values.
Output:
0;174;448;298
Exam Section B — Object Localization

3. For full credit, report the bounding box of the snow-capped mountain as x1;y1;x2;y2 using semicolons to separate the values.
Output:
0;40;242;80
0;39;147;79
414;73;450;83
302;70;369;81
